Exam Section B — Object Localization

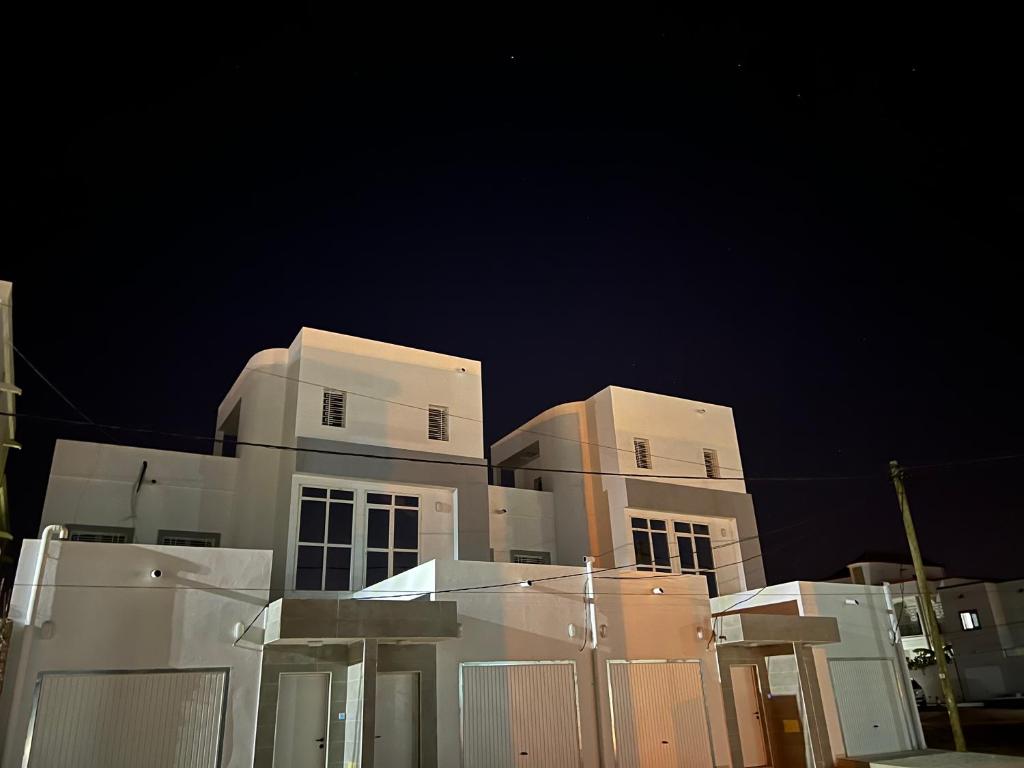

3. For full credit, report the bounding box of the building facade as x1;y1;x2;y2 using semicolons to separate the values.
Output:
0;326;925;767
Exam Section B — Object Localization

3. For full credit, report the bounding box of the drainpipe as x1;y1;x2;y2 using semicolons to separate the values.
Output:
3;525;67;768
584;556;607;768
24;525;68;626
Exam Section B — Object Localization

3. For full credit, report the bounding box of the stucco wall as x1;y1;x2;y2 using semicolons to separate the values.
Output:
0;541;271;768
487;486;556;562
40;440;237;543
359;560;732;768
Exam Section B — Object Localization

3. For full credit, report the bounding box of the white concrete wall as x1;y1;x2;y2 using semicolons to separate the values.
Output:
0;540;272;768
487;486;556;563
292;328;484;459
360;560;732;768
40;440;237;543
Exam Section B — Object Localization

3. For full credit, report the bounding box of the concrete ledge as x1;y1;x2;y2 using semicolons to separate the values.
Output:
264;598;459;644
716;612;840;645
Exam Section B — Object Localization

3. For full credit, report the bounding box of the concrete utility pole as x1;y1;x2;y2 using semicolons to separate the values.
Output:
889;460;966;752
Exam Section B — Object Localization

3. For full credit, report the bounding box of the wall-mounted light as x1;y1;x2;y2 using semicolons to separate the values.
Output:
495;508;509;515
652;587;665;595
844;598;859;606
519;580;532;588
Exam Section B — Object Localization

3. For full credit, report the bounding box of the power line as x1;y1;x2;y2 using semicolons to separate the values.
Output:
0;409;884;482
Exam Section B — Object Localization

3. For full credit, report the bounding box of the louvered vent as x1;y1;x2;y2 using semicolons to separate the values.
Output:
633;438;652;469
321;389;346;428
428;405;449;441
703;448;720;478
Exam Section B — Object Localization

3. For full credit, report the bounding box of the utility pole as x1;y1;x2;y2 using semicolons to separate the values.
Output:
889;460;966;752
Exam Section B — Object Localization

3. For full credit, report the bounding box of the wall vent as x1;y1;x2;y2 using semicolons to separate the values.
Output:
428;405;450;441
633;438;652;470
322;389;347;428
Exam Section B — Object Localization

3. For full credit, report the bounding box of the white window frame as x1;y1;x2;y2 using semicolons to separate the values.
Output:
294;484;357;591
959;609;981;631
626;511;728;597
286;474;431;596
363;491;421;588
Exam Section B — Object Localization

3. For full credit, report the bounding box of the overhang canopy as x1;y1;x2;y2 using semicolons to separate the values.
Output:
264;597;459;645
716;613;840;646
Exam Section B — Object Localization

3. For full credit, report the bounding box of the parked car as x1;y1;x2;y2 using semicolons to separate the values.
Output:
912;679;926;708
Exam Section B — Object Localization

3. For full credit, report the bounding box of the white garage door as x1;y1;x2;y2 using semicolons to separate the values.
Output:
607;660;715;768
461;661;581;767
829;658;912;756
27;669;227;768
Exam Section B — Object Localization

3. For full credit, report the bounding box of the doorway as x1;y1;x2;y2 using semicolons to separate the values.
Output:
374;672;420;767
274;672;330;768
729;665;769;767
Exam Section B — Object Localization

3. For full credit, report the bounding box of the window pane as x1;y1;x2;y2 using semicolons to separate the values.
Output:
632;530;652;566
631;517;648;529
367;508;390;548
302;487;328;499
695;537;714;570
692;523;710;535
652;532;670;567
367;493;392;505
365;551;389;587
677;537;695;569
330;489;354;501
674;521;691;533
328;503;353;545
325;547;351;590
701;570;718;598
299;500;326;543
393;551;418;575
395;495;419;508
650;519;667;531
296;545;324;590
394;508;418;550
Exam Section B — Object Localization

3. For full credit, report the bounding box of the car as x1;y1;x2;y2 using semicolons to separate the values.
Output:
912;679;926;708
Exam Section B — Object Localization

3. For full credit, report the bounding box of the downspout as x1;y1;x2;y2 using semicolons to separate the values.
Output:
4;525;67;768
882;582;927;749
584;556;607;768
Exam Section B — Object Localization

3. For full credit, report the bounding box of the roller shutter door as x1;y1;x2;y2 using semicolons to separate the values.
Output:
27;668;227;767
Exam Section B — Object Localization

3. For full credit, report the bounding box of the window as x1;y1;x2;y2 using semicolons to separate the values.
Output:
295;485;355;591
703;449;720;479
428;405;449;441
629;514;718;597
66;525;134;543
322;389;347;428
511;550;551;565
959;610;981;631
365;492;420;587
633;438;652;470
157;530;220;547
895;598;924;637
630;516;672;573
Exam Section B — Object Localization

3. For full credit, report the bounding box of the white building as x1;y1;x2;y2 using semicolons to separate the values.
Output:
0;325;925;767
836;556;1024;704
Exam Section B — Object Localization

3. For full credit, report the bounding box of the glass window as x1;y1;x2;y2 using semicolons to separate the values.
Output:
395;495;419;508
692;523;710;535
676;537;695;570
650;519;667;531
631;517;648;529
367;508;390;548
652;532;671;567
959;610;981;631
674;521;691;533
393;551;418;575
295;485;355;591
694;537;714;570
630;513;717;580
367;493;392;505
633;530;653;567
394;508;419;549
365;551;389;587
701;571;718;598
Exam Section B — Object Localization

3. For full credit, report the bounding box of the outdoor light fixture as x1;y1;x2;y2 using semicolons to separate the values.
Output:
495;508;508;515
519;580;532;588
652;587;665;595
844;598;859;605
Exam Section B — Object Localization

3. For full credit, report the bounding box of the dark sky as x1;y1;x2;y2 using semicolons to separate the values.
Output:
7;7;1023;583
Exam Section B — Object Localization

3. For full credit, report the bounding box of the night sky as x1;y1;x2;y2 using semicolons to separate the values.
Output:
7;8;1023;583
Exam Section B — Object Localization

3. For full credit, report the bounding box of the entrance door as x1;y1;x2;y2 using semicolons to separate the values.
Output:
274;672;330;768
730;666;768;767
375;672;419;768
607;660;715;768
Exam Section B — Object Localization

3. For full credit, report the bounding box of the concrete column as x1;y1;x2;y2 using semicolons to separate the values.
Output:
795;643;833;768
343;640;379;767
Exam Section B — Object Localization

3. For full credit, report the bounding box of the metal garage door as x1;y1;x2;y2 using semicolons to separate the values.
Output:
460;661;582;767
607;660;715;768
26;668;228;768
828;658;912;756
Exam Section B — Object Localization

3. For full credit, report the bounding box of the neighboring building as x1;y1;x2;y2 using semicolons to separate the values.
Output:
0;326;924;767
835;556;1024;703
711;581;926;764
490;386;765;597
